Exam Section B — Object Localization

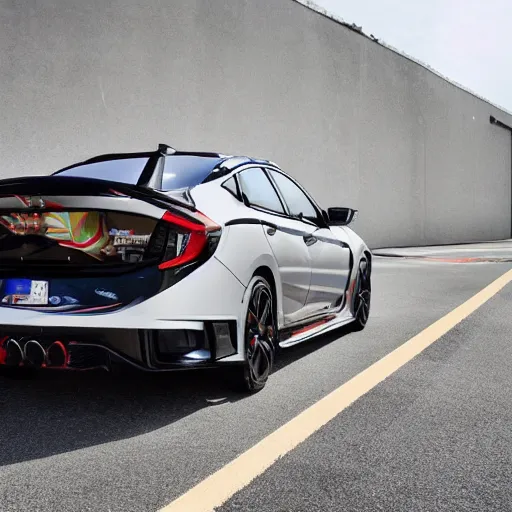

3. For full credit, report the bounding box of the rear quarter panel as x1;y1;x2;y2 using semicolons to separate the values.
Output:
191;183;285;326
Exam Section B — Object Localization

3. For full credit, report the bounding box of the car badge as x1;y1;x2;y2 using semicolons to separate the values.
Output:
95;288;119;301
27;196;46;209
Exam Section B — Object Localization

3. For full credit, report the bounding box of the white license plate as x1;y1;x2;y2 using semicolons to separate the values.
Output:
15;280;49;305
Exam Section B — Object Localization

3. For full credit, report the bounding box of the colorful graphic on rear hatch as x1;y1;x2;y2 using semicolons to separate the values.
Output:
0;211;112;259
0;211;155;262
0;210;161;312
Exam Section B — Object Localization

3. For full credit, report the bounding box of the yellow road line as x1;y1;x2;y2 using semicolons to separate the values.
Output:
160;268;512;512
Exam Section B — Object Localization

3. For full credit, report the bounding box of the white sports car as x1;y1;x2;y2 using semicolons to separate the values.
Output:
0;144;371;392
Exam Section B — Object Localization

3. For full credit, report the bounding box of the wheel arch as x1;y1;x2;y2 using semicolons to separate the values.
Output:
363;250;372;274
253;265;276;292
251;265;283;331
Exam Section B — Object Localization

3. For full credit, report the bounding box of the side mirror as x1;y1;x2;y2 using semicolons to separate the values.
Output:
327;207;358;226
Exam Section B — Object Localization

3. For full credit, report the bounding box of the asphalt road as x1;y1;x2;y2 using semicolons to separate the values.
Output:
0;251;511;511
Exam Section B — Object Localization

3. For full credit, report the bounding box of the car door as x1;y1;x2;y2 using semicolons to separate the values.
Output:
267;169;351;315
236;167;313;325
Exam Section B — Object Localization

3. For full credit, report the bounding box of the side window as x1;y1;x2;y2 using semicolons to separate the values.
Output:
222;177;239;199
269;171;318;220
237;168;285;214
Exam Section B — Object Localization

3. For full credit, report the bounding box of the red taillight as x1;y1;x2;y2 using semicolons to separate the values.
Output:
158;211;220;270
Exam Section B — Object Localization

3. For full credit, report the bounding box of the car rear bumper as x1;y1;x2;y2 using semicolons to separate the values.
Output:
0;321;243;372
0;257;247;370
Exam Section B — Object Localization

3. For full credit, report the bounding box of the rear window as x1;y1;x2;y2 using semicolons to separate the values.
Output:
56;158;149;185
55;155;223;190
161;156;222;190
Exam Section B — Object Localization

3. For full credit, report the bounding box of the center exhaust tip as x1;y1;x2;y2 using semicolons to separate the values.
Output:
24;340;46;367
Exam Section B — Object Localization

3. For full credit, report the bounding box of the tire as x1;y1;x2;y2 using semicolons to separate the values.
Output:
352;258;371;331
228;275;277;393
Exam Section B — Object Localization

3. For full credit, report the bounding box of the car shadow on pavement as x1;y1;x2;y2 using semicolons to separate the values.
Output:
0;367;241;467
273;324;353;372
0;324;353;467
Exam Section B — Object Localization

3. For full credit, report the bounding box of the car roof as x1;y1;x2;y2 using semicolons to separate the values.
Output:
51;144;282;196
54;145;278;176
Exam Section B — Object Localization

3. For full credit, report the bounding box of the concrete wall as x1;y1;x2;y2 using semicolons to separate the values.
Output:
1;0;511;247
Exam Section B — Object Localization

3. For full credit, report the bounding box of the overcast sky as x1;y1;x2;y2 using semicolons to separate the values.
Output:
314;0;512;112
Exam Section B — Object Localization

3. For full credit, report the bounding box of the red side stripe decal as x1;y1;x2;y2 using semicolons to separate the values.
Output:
291;315;336;337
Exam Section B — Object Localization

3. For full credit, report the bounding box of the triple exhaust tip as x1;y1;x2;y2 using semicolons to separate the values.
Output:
47;341;67;367
4;339;67;368
24;340;46;367
5;339;23;366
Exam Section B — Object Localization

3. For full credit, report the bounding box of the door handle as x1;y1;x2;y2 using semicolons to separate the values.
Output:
303;235;317;246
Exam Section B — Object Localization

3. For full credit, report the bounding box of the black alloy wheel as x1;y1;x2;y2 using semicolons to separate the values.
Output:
230;276;277;393
353;258;371;331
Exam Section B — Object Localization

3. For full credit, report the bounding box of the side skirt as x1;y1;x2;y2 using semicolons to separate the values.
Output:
278;309;354;349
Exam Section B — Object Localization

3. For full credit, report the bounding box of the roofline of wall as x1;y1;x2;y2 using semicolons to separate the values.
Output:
292;0;512;117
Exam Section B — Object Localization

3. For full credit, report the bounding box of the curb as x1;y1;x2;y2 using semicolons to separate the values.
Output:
374;254;512;263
